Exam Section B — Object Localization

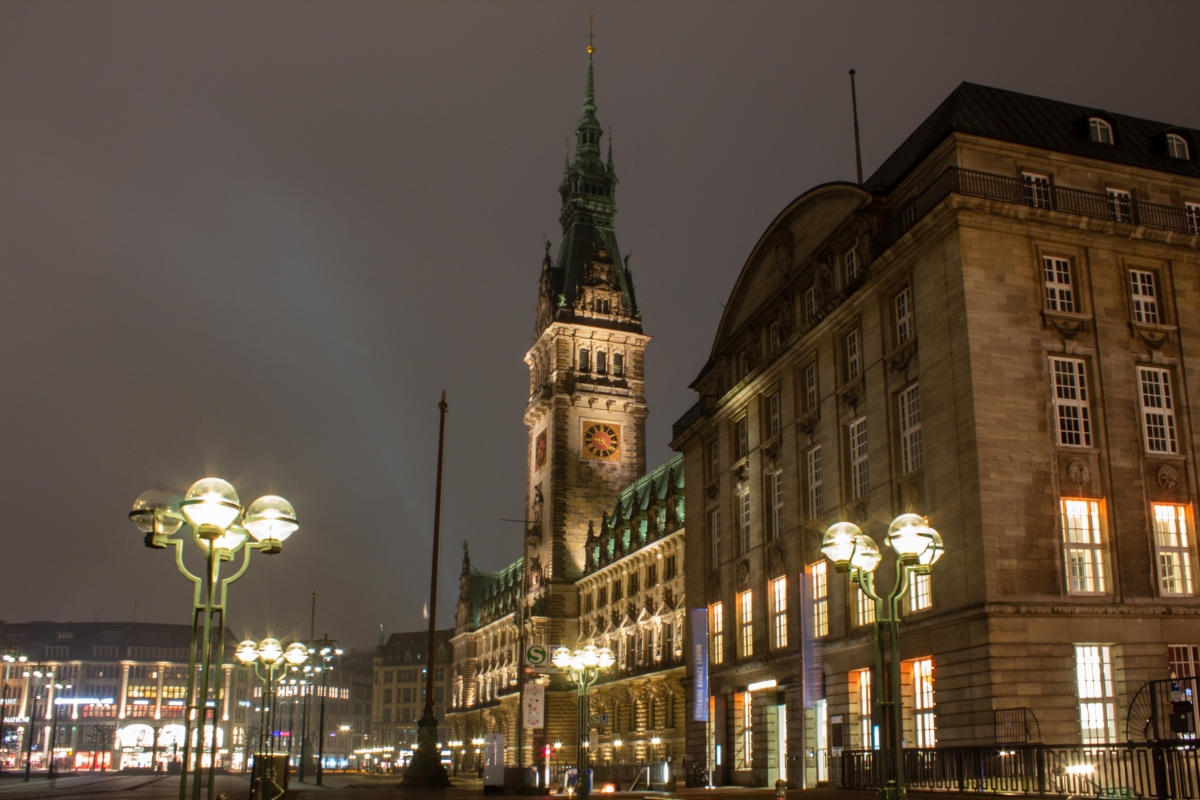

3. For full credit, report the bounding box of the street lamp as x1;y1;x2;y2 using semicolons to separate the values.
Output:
307;636;342;786
129;480;298;800
22;666;52;781
821;514;944;800
46;681;73;780
1;649;28;771
236;639;308;800
551;645;614;800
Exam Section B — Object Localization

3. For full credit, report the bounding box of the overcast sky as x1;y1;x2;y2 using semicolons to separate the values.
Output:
2;1;1197;650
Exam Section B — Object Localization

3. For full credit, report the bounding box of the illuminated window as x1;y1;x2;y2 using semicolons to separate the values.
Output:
771;577;788;649
733;691;753;769
909;572;932;612
1061;500;1106;594
708;508;722;569
1130;270;1159;324
845;329;862;381
804;361;818;411
1107;188;1133;223
1139;368;1178;454
1168;645;1200;678
765;392;781;439
738;489;751;555
895;286;914;344
1023;172;1051;209
806;446;824;520
856;668;875;748
856;586;875;626
739;590;754;658
1052;358;1093;447
1075;645;1116;744
912;658;935;747
1088;117;1114;145
710;602;725;665
1153;504;1194;597
1043;256;1075;312
766;470;784;540
1167;133;1189;160
899;384;923;473
809;562;828;637
849;417;870;499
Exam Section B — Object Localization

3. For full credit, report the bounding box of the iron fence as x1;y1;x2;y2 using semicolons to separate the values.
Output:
836;743;1200;799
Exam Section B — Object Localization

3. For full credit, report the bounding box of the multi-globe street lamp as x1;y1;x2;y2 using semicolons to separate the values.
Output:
551;645;614;800
820;513;945;800
128;479;298;800
235;639;308;800
306;637;342;786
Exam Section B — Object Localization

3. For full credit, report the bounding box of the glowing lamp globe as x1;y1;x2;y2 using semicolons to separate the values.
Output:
849;533;882;573
917;528;945;566
130;490;185;536
199;523;248;554
887;514;933;560
284;643;309;665
180;478;242;531
596;647;615;669
257;639;283;664
242;496;298;544
580;645;600;667
235;641;259;665
821;522;864;570
552;647;572;669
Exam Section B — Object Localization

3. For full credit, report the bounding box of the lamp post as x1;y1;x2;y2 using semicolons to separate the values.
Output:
22;666;52;781
235;639;308;800
307;636;342;786
551;645;614;800
1;650;28;771
820;514;944;800
129;480;298;800
46;681;72;780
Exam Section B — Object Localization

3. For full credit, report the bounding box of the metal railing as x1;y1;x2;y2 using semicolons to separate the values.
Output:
996;708;1042;744
874;167;1199;254
837;743;1200;798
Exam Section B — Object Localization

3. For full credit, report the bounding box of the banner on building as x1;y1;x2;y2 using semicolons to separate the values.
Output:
800;570;825;708
689;607;709;721
523;683;545;729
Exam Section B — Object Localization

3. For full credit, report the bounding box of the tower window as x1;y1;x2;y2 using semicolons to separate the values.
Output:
1167;133;1190;160
579;348;590;372
613;352;624;376
1088;117;1114;145
596;351;607;375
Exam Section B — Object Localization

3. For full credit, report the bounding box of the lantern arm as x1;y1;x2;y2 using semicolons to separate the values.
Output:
851;568;882;604
167;537;204;605
215;541;260;608
889;557;915;606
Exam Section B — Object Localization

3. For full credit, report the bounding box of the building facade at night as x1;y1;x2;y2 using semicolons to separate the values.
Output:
371;629;451;765
671;83;1200;787
446;46;688;783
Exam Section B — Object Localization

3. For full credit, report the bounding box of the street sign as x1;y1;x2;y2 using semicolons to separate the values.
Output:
524;644;549;668
590;713;609;725
523;684;545;729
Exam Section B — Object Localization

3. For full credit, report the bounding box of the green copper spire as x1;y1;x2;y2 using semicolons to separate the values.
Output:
536;35;640;337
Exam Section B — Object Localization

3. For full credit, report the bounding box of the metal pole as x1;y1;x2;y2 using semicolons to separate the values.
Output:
46;699;58;780
191;548;218;800
316;666;328;785
422;392;449;722
849;69;863;185
23;684;38;781
206;614;227;800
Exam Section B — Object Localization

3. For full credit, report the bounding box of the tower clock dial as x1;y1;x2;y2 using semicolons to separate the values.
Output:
583;421;621;461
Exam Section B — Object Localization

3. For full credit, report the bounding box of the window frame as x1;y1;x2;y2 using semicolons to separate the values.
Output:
1153;503;1195;597
1138;367;1179;454
710;602;725;665
803;361;819;412
895;285;914;345
912;657;936;747
856;585;875;627
766;469;784;540
809;562;829;638
1129;269;1160;325
707;438;720;482
909;572;932;612
1023;172;1052;209
806;445;824;520
1089;117;1114;145
738;589;754;658
613;352;624;377
737;488;752;555
768;321;782;352
765;391;781;439
1106;188;1133;223
1043;256;1077;313
1051;357;1094;448
844;247;859;284
845;329;862;382
771;576;788;649
708;508;722;569
1061;498;1107;595
579;348;590;372
849;417;870;500
899;383;924;474
804;286;817;320
735;415;749;461
1075;644;1117;744
1186;203;1200;236
1167;133;1190;160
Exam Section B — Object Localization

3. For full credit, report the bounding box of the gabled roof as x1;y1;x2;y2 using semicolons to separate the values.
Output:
866;82;1200;193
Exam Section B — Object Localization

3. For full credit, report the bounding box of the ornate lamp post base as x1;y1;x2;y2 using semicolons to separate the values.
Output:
401;714;450;787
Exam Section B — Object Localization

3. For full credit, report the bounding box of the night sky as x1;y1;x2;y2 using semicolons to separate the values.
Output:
2;2;1197;649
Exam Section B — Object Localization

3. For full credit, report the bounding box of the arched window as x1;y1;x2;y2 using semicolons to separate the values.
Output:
579;348;590;372
596;351;608;375
1089;117;1114;145
1167;133;1190;160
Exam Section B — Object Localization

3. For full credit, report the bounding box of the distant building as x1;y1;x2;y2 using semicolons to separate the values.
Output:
372;629;452;765
671;82;1200;787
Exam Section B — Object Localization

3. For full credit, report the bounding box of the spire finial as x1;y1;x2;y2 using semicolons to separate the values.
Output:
587;13;595;55
607;128;614;170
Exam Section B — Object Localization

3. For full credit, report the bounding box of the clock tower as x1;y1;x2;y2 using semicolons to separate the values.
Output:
523;45;649;646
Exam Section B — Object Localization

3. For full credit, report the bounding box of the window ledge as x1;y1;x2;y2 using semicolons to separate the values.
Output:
1129;321;1177;349
886;339;919;373
799;411;819;435
1040;309;1093;338
839;376;865;410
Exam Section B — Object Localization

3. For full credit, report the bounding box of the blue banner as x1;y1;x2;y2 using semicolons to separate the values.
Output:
689;608;709;720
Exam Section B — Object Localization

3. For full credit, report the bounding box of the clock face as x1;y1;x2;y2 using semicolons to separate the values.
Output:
583;421;621;461
535;431;547;469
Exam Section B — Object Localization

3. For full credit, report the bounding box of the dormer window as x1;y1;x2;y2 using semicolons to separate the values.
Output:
1088;117;1114;145
1167;133;1190;160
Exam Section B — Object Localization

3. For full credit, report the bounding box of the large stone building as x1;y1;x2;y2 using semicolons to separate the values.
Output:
670;82;1200;787
371;628;452;763
446;45;687;782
